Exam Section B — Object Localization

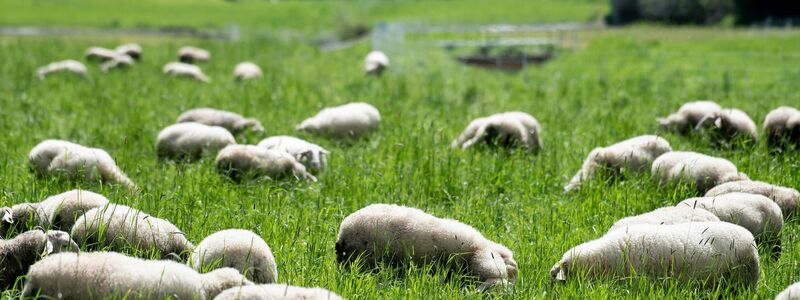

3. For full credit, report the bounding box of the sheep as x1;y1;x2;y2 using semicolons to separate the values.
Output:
28;139;138;192
191;229;278;284
651;151;748;192
776;282;800;300
0;189;109;237
335;204;518;291
451;111;542;151
70;204;194;258
84;46;119;62
1;229;78;289
257;136;329;173
163;62;210;82
214;284;343;300
763;106;800;149
21;251;252;299
36;60;87;80
550;222;760;288
565;135;672;192
364;50;389;75
657;100;722;134
215;145;316;182
177;108;264;135
706;180;799;219
115;43;142;60
234;62;263;80
156;122;237;161
179;46;211;63
694;108;758;144
607;206;720;233
296;102;381;139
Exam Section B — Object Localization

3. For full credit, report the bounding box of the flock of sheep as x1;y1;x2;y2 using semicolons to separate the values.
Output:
9;44;800;299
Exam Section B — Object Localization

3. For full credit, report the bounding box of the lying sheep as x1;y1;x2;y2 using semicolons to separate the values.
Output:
22;251;252;299
179;46;211;63
296;102;380;138
192;229;278;284
1;229;78;289
651;151;748;192
215;145;316;182
335;204;518;291
0;189;109;237
234;62;263;80
565;135;671;192
763;106;800;149
607;206;720;233
70;204;194;258
115;43;142;60
84;46;120;62
163;62;210;82
100;53;134;72
551;222;760;288
157;122;236;161
215;284;343;300
776;282;800;300
694;108;758;144
28;139;138;192
364;50;389;75
257;136;329;173
657;100;722;134
706;180;799;219
451;111;542;151
177;108;264;135
36;60;88;80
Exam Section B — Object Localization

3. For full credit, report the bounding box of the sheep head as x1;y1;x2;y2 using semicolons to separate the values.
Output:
43;230;80;256
201;267;254;298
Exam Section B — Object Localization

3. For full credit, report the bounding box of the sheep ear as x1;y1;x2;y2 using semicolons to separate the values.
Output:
555;269;566;281
714;117;722;128
42;240;54;256
2;210;12;224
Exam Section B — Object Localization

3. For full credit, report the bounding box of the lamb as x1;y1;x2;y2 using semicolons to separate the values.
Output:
28;139;138;192
364;50;389;75
163;62;210;82
564;135;672;192
694;108;758;143
763;106;800;149
296;102;381;138
651;151;749;192
551;222;760;288
191;229;278;284
214;284;343;300
657;100;722;134
177;108;264;135
335;204;518;291
115;43;142;60
776;282;800;300
257;136;329;173
156;122;236;161
451;111;542;151
22;251;252;299
36;60;88;80
215;145;317;182
179;46;211;63
1;229;78;289
607;206;720;232
0;189;109;237
70;204;194;258
84;46;120;62
234;62;263;80
100;53;135;72
706;180;799;219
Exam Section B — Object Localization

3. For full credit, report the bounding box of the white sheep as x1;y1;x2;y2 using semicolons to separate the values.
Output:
706;180;799;219
296;102;381;138
234;62;263;80
694;108;758;143
163;62;210;82
214;284;343;300
1;229;78;289
28;139;138;192
335;204;518;291
157;122;236;161
192;229;278;284
22;251;252;299
257;136;329;173
70;204;194;258
100;53;135;72
607;206;720;233
657;100;722;134
177;108;264;135
0;189;109;237
36;60;88;80
776;282;800;300
179;46;211;63
651;151;749;192
551;222;760;287
364;50;389;75
84;46;120;62
115;43;142;60
565;135;671;192
763;106;800;148
451;111;542;151
215;145;316;182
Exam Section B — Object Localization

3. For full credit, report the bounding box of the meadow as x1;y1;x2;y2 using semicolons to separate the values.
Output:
1;0;800;299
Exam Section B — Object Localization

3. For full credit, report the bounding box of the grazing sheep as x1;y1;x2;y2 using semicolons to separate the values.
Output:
763;106;800;149
257;136;329;173
156;122;236;161
115;43;142;60
179;46;211;63
70;204;194;258
100;53;134;72
694;108;758;143
1;230;78;289
296;102;381;138
364;50;389;75
607;206;720;233
22;251;252;299
335;204;518;291
36;60;87;80
177;108;264;135
565;135;671;192
651;151;748;192
657;100;722;134
192;229;278;284
551;222;760;288
451;111;542;151
776;282;800;300
84;46;119;62
215;284;343;300
0;189;109;237
215;145;316;182
706;180;799;219
163;62;210;82
28;139;138;192
234;62;263;80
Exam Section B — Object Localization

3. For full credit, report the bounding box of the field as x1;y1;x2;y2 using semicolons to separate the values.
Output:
2;0;800;299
